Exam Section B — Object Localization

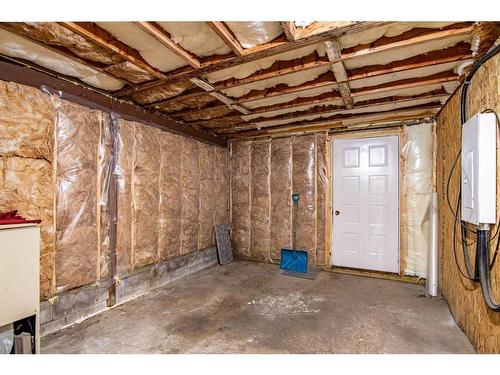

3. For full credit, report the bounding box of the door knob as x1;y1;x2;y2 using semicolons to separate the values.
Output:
335;210;340;216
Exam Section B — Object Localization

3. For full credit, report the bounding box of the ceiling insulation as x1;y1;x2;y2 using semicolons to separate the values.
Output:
0;29;124;90
1;22;123;65
102;60;156;83
242;84;338;109
157;22;231;57
130;78;194;105
1;20;496;139
205;43;326;83
225;22;283;48
247;96;443;129
96;22;187;72
338;22;456;49
349;59;470;89
222;64;332;98
352;83;446;103
344;35;472;70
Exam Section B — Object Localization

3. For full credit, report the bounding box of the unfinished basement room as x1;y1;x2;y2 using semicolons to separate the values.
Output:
1;2;500;367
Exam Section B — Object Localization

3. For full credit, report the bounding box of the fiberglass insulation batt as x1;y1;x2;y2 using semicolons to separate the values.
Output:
0;81;55;297
54;99;100;292
230;134;328;266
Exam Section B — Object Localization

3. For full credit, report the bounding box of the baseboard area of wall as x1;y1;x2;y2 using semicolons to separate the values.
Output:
40;247;218;337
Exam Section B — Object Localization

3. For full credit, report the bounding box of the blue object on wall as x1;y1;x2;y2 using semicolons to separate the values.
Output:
280;248;308;273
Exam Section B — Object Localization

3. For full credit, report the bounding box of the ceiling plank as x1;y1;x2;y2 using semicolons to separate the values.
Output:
281;22;297;41
60;22;166;79
325;39;353;109
135;22;201;69
207;21;244;56
115;21;393;97
0;59;225;146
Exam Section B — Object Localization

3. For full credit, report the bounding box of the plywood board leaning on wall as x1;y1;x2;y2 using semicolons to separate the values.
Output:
436;52;500;353
0;81;56;297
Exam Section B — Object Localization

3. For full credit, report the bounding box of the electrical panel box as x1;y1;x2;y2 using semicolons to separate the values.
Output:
461;113;497;225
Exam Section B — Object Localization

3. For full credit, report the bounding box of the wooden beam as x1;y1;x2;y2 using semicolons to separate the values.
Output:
60;22;166;80
115;21;393;97
325;39;353;109
135;22;201;69
281;22;297;41
207;22;244;56
0;59;225;146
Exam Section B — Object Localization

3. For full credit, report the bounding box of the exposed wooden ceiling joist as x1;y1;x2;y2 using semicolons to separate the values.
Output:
215;95;446;134
281;22;297;42
114;21;393;97
59;22;166;80
207;22;244;56
147;43;470;110
135;22;201;69
173;70;458;125
228;104;439;140
325;38;353;109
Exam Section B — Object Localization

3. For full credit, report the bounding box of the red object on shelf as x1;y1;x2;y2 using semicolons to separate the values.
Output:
0;210;42;225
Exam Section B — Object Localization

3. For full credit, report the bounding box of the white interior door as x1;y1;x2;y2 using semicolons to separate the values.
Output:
332;135;399;273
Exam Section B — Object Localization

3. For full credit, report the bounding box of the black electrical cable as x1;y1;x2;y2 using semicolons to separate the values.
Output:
477;228;500;311
457;43;500;311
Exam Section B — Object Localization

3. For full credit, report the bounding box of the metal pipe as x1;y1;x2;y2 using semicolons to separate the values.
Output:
426;192;439;297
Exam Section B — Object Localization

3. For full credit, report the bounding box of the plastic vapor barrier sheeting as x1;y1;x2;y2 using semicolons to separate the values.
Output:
0;81;55;297
403;123;434;277
0;78;229;298
230;134;329;266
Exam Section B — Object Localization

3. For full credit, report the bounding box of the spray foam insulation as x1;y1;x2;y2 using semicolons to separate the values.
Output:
0;29;124;90
225;22;283;49
156;93;217;114
102;61;156;84
96;22;187;73
158;22;231;57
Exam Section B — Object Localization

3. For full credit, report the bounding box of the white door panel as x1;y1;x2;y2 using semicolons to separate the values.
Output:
332;136;399;273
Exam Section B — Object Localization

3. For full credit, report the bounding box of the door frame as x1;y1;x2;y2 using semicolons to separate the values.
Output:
328;128;407;275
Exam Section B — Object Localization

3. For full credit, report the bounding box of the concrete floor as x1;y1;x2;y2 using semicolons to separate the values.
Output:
41;261;475;353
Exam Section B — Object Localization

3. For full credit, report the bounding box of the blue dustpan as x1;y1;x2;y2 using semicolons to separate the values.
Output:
280;248;308;273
